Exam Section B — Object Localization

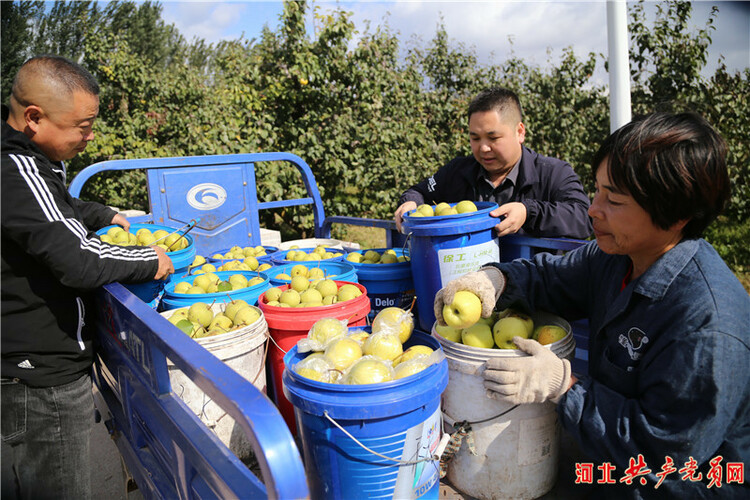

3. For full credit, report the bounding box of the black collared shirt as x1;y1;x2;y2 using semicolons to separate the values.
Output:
474;157;521;206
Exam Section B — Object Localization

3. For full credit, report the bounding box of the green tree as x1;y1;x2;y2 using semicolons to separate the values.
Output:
629;0;716;110
2;0;746;272
628;0;749;270
1;0;43;102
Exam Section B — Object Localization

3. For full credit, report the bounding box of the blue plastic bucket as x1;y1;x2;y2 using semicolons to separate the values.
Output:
96;223;197;306
270;247;346;265
268;261;357;287
159;270;270;310
402;202;500;331
283;329;448;499
346;248;415;319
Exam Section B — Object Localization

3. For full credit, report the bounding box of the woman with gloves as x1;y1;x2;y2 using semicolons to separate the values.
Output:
434;112;750;498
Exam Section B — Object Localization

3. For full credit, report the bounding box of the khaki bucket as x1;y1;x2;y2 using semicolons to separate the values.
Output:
161;304;268;460
432;311;575;499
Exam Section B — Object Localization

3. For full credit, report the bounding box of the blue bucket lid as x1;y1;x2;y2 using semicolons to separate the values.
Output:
402;201;499;236
164;270;269;297
345;248;411;280
267;261;357;286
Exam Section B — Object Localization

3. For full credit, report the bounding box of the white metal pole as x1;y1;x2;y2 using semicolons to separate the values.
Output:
607;0;632;132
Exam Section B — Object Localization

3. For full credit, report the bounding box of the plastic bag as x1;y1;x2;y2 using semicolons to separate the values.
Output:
341;356;395;385
296;317;348;353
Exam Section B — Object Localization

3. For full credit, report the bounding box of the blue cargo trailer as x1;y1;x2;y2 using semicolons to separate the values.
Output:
69;153;589;498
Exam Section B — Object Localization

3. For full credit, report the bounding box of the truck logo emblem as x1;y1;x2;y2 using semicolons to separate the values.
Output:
187;183;227;210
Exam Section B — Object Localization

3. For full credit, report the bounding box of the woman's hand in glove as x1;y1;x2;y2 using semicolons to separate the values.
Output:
433;266;506;325
483;336;571;405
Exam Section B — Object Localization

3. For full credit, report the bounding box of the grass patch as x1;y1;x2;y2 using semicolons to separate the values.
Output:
334;224;387;249
737;271;750;294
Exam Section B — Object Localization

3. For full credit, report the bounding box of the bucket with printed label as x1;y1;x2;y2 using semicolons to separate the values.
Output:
283;328;448;499
402;202;499;331
432;311;575;499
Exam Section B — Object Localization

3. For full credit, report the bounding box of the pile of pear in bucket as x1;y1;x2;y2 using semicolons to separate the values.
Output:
166;300;261;340
410;200;480;217
292;307;445;385
280;245;344;262
189;250;273;276
437;290;566;348
101;226;190;251
265;265;364;308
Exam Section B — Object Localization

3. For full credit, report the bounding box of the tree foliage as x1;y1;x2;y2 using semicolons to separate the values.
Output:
1;0;747;269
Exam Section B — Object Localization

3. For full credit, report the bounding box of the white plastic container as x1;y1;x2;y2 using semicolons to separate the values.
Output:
432;311;575;500
161;304;268;460
278;237;360;251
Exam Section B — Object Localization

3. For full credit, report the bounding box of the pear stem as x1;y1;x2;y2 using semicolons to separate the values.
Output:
408;296;417;313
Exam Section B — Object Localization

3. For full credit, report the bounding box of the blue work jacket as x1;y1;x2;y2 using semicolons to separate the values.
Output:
491;239;750;498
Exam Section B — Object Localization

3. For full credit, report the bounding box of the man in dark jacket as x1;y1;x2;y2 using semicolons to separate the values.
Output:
1;55;173;499
394;87;592;239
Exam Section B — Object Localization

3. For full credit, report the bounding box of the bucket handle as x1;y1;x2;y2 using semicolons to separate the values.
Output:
166;219;199;251
437;404;519;478
267;331;288;355
401;231;412;261
152;218;199;246
323;410;441;466
442;403;519;427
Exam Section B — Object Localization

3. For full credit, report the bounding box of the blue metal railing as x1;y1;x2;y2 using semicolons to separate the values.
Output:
93;282;308;499
70;153;325;256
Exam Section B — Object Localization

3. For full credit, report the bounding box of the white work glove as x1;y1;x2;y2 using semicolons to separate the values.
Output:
434;266;506;325
483;336;571;405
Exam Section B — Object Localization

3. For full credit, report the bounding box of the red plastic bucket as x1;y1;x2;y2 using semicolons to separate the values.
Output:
258;281;371;434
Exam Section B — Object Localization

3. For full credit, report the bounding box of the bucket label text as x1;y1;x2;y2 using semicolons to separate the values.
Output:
392;406;442;498
437;240;500;285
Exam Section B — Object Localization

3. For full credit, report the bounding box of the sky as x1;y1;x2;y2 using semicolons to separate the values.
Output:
158;0;750;82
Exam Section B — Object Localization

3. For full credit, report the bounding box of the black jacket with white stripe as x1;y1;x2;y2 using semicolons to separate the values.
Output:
1;112;158;387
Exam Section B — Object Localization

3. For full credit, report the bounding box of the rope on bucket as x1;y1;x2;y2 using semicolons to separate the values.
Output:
323;410;440;466
438;404;519;477
267;330;288;355
438;420;475;478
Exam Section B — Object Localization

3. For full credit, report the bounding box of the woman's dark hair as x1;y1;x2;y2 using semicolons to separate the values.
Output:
592;112;729;239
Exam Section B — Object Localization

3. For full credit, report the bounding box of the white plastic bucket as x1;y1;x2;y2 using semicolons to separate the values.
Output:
278;237;360;251
432;311;575;500
161;304;268;460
